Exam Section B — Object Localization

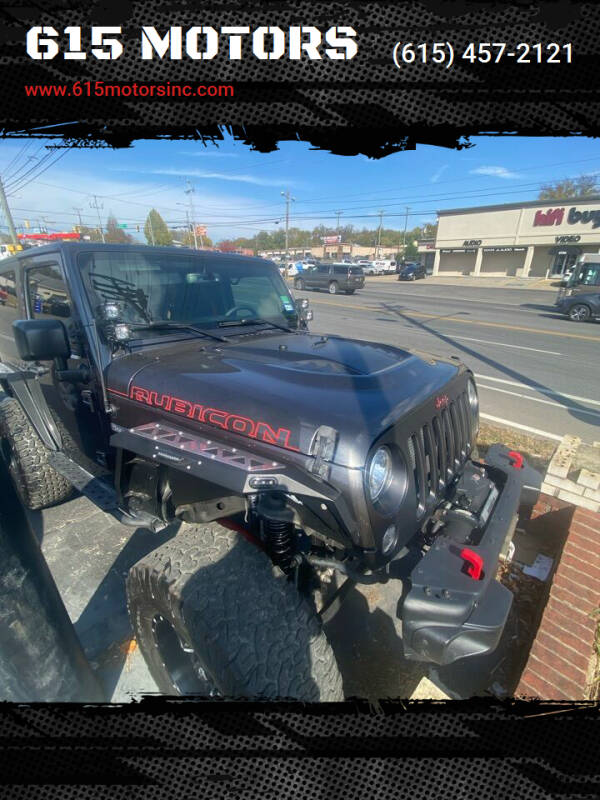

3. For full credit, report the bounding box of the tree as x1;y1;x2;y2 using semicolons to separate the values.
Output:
170;227;213;249
75;224;104;243
144;209;172;246
104;214;134;244
538;174;598;201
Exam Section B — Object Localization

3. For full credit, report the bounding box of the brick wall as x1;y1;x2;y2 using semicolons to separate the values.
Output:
517;496;600;699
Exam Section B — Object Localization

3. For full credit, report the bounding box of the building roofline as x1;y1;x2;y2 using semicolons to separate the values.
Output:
437;196;600;216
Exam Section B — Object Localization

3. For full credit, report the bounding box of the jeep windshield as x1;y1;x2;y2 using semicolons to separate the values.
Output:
78;250;299;339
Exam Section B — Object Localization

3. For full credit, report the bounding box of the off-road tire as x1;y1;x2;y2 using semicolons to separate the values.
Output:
294;278;305;290
568;303;591;322
0;396;72;511
329;281;339;294
126;521;344;700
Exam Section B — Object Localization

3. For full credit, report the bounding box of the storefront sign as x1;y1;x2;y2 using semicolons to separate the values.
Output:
440;248;477;254
534;207;564;226
463;239;482;246
482;246;526;253
555;234;581;243
567;207;600;228
534;206;600;229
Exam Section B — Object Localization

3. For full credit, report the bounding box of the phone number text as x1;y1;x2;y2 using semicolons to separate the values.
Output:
392;42;573;69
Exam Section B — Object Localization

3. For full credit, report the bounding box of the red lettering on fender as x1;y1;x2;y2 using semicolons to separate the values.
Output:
107;385;300;453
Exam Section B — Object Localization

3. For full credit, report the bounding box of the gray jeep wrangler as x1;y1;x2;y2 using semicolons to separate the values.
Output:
0;243;527;699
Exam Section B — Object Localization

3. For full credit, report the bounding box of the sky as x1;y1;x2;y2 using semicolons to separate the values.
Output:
1;135;600;243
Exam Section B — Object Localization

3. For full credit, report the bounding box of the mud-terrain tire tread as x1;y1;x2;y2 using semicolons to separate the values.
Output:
126;521;343;700
0;396;72;510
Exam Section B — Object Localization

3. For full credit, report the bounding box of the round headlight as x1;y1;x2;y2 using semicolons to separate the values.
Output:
367;446;393;501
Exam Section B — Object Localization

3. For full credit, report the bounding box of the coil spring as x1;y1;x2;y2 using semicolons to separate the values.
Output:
264;517;295;574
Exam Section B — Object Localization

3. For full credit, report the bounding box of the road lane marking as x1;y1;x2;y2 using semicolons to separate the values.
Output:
477;383;600;419
363;289;544;310
479;413;563;441
307;296;600;341
0;333;13;341
475;374;600;408
414;332;561;355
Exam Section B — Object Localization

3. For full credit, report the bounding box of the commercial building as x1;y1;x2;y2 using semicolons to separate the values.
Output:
420;197;600;278
258;243;398;262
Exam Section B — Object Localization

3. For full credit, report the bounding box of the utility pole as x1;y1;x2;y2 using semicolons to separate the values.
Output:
185;179;198;249
335;209;343;233
73;206;84;232
281;189;295;265
377;209;384;256
90;196;105;243
402;206;410;259
0;176;20;247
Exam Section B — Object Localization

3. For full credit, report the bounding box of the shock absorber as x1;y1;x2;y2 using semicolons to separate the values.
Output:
256;493;296;574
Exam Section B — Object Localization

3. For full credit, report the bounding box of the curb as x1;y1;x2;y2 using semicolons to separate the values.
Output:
542;435;600;513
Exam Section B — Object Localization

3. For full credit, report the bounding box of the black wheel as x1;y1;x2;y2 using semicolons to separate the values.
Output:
0;396;72;510
126;522;344;700
568;303;591;322
329;281;339;295
294;278;305;290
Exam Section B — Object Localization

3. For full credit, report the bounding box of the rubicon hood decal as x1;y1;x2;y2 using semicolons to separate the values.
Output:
105;333;461;465
107;384;300;452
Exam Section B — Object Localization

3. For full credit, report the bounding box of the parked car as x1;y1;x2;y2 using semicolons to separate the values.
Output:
555;290;600;322
294;263;365;294
357;260;378;276
398;263;426;281
371;259;397;274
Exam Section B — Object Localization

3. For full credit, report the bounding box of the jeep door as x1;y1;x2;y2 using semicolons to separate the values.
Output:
22;254;111;475
0;261;20;364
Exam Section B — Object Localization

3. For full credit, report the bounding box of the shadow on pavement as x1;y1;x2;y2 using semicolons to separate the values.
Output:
73;521;180;699
325;579;426;699
379;301;600;429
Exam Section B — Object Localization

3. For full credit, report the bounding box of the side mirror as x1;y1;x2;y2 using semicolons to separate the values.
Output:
12;319;71;362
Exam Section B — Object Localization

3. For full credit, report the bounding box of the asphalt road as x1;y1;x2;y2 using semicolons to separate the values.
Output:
296;279;600;443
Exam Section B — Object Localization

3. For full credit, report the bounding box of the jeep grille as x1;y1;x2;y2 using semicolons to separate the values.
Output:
408;392;472;516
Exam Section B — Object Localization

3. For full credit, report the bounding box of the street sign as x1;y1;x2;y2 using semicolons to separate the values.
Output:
118;223;128;229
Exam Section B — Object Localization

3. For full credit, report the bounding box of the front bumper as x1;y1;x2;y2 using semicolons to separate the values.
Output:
401;444;526;666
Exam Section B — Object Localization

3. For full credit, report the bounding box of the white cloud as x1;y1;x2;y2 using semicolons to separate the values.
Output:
431;164;449;183
470;165;521;180
120;167;293;189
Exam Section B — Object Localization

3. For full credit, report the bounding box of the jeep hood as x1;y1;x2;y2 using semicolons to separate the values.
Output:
105;331;461;467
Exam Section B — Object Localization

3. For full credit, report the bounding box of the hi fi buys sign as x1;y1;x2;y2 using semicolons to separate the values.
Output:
534;206;600;229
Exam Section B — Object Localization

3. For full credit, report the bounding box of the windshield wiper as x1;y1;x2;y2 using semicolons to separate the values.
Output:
130;322;228;342
217;317;293;333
